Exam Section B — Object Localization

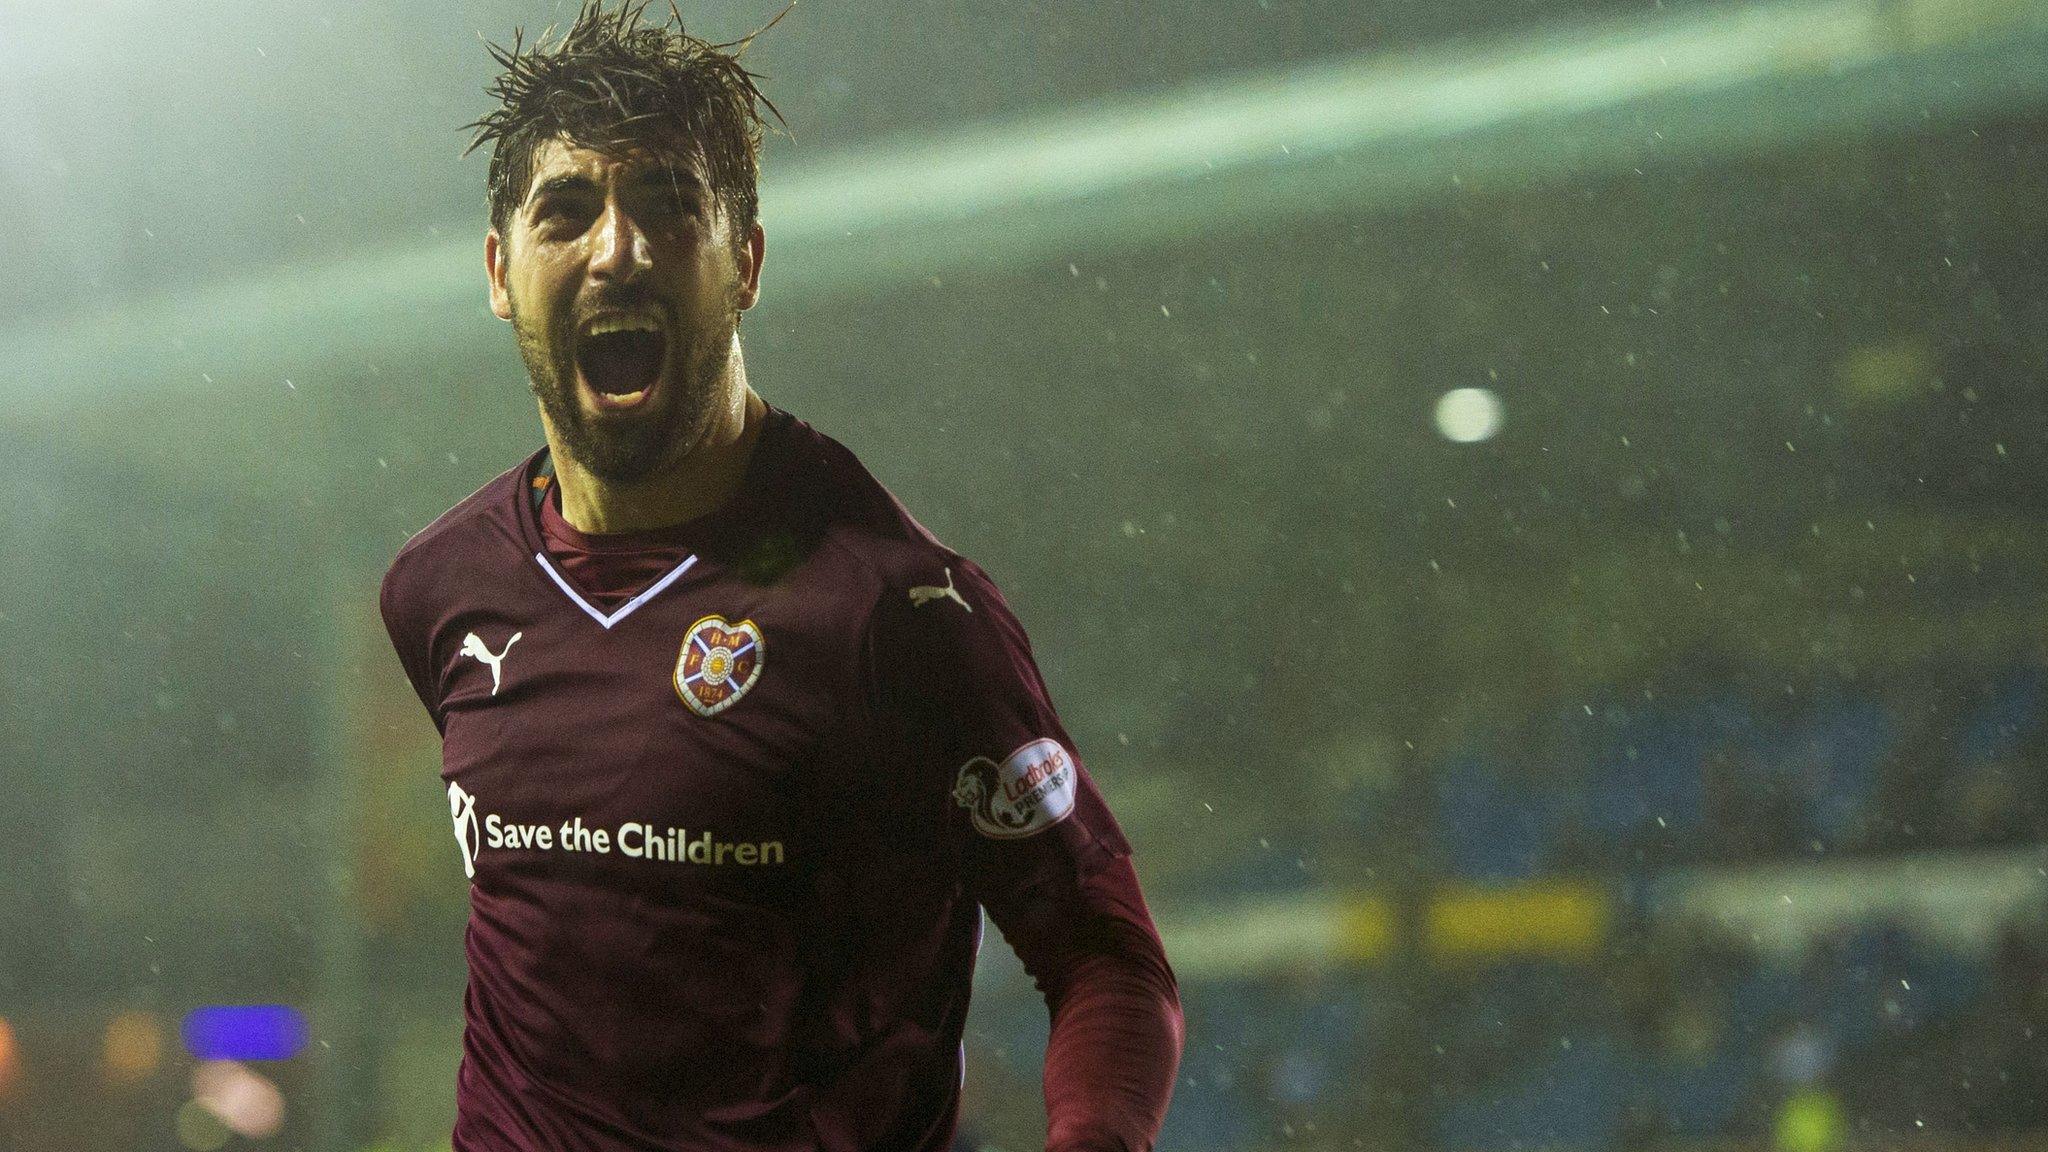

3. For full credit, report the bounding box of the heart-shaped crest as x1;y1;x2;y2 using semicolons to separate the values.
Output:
674;614;765;717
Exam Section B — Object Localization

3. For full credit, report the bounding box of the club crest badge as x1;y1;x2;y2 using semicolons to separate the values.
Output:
952;737;1078;839
674;614;765;717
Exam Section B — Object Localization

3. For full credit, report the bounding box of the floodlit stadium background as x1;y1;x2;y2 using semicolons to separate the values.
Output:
5;0;2048;1148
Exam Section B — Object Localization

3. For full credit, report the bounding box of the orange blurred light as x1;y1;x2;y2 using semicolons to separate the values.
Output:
0;1017;18;1097
104;1010;165;1082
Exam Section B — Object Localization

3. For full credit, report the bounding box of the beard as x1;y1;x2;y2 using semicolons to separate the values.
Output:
508;289;735;486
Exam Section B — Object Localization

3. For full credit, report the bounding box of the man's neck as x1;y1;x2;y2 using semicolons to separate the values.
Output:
549;383;768;536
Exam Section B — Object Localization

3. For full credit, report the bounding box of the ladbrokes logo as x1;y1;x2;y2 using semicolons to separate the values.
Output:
442;782;785;877
952;737;1077;839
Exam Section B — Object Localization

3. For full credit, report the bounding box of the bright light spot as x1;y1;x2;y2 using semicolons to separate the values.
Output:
1434;387;1504;443
192;1060;286;1139
104;1010;165;1082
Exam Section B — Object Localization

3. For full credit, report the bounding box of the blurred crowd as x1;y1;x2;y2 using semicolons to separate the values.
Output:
959;659;2048;1152
1437;661;2047;882
1138;915;2048;1151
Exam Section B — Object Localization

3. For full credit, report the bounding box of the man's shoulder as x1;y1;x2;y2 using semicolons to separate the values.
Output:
381;450;538;602
771;414;1036;670
778;412;968;591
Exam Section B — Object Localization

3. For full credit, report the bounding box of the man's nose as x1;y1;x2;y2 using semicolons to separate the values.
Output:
590;200;652;282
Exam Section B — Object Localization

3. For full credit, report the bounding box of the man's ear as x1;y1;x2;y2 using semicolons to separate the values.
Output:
736;221;765;312
486;230;512;321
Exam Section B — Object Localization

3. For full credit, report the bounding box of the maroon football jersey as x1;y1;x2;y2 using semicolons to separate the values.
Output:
379;405;1136;1151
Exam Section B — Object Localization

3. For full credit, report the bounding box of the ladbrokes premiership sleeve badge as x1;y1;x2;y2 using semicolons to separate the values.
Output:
952;737;1078;839
674;615;765;717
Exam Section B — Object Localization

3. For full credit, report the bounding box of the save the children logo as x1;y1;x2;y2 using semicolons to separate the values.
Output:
952;737;1077;840
441;781;786;877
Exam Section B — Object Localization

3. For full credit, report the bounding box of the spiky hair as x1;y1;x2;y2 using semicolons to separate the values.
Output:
461;0;787;251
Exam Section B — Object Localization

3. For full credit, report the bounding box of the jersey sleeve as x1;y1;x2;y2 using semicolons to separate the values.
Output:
864;556;1182;1151
379;554;447;736
864;556;1130;900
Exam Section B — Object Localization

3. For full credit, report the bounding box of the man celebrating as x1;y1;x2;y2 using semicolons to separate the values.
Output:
377;3;1184;1150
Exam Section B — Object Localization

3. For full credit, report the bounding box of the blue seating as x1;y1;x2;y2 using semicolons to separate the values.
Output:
1436;1034;1629;1150
1584;703;1726;842
1437;756;1555;882
1787;698;1896;842
1957;664;2044;765
1647;1049;1756;1137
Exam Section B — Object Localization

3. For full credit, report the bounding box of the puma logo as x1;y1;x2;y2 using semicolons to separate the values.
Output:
908;568;972;613
460;630;522;695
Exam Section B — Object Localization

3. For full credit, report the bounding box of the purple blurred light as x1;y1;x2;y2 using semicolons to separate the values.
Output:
180;1005;308;1061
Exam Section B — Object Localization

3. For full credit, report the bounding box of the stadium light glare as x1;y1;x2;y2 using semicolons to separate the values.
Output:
4;0;2048;417
1435;388;1505;443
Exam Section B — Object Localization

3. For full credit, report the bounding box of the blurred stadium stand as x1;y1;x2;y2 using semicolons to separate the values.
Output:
6;0;2048;1148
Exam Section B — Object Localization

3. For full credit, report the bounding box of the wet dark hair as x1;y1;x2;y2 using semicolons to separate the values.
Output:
461;0;787;254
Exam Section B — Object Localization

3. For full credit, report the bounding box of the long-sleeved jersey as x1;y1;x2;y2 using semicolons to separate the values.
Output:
379;404;1181;1151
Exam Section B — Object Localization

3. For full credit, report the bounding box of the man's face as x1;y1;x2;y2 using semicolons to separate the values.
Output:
486;136;764;484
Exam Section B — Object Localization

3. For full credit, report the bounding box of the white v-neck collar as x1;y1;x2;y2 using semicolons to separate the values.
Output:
532;551;698;630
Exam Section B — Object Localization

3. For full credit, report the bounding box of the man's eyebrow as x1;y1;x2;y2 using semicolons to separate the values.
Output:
653;168;709;194
526;169;709;209
526;173;599;207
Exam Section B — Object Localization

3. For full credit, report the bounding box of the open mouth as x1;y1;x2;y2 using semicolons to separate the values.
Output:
574;313;668;409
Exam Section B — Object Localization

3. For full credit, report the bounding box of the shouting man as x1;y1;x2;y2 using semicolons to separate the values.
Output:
377;3;1184;1149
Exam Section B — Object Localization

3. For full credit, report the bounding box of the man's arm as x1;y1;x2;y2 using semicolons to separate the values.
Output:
867;556;1183;1150
379;553;447;735
983;853;1183;1152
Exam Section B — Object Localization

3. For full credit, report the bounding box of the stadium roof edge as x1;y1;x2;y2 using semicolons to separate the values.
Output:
4;0;2047;416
